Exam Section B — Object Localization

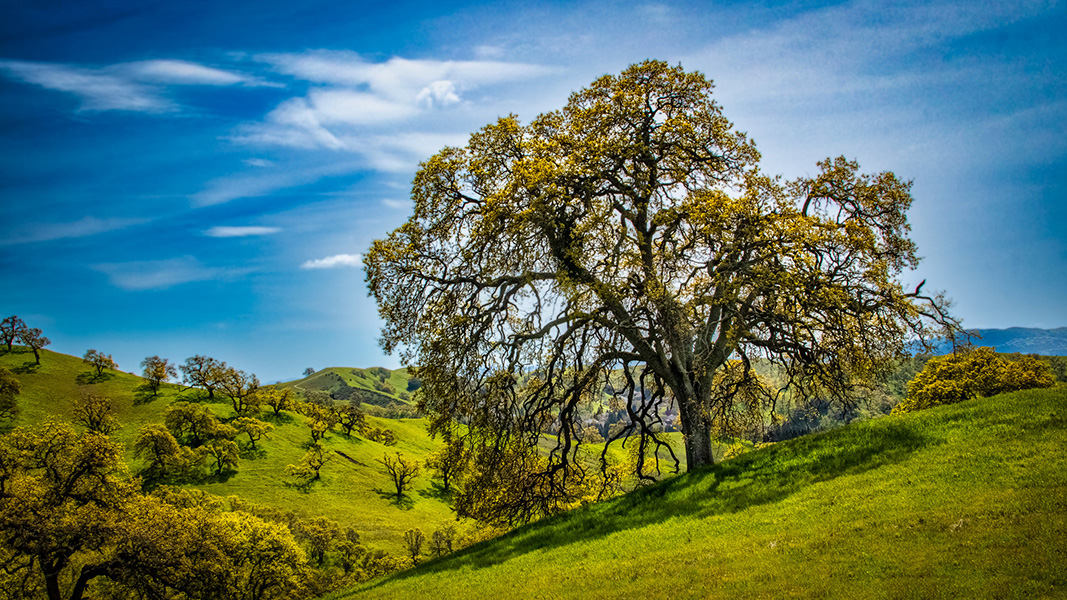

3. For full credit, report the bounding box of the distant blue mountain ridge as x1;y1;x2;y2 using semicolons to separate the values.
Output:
933;327;1067;356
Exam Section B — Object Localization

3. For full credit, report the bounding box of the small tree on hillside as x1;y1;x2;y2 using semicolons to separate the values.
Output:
72;394;120;435
180;355;227;399
425;435;466;493
429;525;456;557
164;401;222;447
303;367;316;377
0;367;21;420
83;349;118;378
0;316;26;352
378;452;420;500
18;327;49;365
286;444;333;486
218;367;261;416
261;387;296;417
141;355;178;396
335;402;367;437
233;416;273;450
403;528;424;564
893;347;1056;413
203;438;240;476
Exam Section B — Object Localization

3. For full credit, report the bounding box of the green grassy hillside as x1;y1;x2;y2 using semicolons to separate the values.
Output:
0;347;450;554
333;387;1067;599
282;366;417;409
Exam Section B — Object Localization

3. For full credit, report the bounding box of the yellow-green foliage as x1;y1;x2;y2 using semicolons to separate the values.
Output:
0;421;312;599
893;347;1055;413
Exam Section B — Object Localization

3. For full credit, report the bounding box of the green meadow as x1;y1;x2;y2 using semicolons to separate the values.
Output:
332;386;1067;599
0;347;452;554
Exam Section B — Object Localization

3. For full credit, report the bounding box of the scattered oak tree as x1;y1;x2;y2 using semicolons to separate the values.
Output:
365;60;958;523
233;416;273;450
335;402;368;437
425;433;465;493
893;347;1056;413
429;524;455;557
403;528;424;564
17;327;49;365
133;424;201;481
0;420;136;600
202;437;240;476
0;316;26;352
82;349;118;378
286;444;333;487
261;387;297;418
179;355;227;400
377;452;419;500
219;367;261;416
164;402;222;447
0;368;20;420
141;355;178;397
71;393;120;435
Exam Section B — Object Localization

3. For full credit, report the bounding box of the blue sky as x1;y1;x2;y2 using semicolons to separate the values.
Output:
1;0;1064;383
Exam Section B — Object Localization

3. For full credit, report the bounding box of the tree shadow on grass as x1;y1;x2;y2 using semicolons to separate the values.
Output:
373;488;416;510
362;416;935;588
417;481;453;502
12;362;40;375
133;385;163;405
75;371;115;385
239;446;267;460
263;412;296;426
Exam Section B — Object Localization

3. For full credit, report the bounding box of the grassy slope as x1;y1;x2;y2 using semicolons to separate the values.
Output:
335;387;1067;599
0;348;450;554
281;367;416;407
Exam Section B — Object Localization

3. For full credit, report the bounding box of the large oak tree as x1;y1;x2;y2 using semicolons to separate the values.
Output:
365;61;958;523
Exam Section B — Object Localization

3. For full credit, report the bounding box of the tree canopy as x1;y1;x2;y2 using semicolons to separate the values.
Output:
365;60;958;524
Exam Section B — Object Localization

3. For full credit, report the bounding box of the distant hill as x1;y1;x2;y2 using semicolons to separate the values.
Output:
335;387;1067;599
966;327;1067;355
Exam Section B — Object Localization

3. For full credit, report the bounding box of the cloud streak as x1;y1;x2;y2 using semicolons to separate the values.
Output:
0;58;269;113
1;216;148;245
300;254;362;269
237;51;554;152
92;256;248;291
203;226;282;237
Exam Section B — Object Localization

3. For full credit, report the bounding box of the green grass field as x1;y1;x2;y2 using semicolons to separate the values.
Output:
332;386;1067;599
0;347;451;554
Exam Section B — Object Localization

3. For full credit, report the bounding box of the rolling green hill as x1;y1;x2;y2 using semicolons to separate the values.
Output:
280;366;418;410
0;347;451;555
332;386;1067;599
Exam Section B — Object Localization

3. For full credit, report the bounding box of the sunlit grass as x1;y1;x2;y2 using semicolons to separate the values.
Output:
332;387;1067;599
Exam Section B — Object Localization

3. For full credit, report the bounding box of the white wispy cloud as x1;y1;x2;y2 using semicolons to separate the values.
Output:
237;51;554;152
0;58;267;113
203;226;282;237
0;216;148;245
92;256;248;291
300;254;362;269
381;198;410;210
0;60;172;112
120;59;248;85
190;159;365;206
259;51;552;96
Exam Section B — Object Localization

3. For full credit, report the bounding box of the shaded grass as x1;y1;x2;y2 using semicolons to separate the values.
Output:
335;387;1067;599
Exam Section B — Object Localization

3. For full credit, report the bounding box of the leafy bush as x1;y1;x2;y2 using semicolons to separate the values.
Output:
893;347;1055;413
